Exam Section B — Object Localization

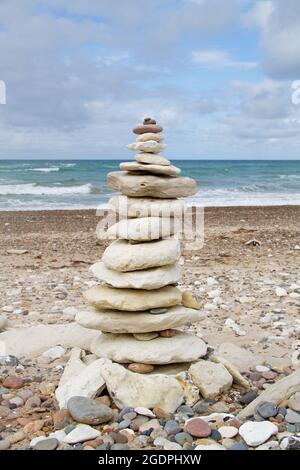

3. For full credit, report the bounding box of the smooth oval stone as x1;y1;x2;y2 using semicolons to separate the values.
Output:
285;409;300;424
90;261;181;290
133;124;163;134
238;391;257;405
135;153;170;165
109;196;185;218
174;432;193;445
84;285;182;312
106;216;179;241
150;308;168;314
238;421;278;447
255;401;278;419
120;161;180;176
91;332;207;365
184;418;211;438
136;133;164;143
128;141;166;154
102;238;181;272
76;306;205;334
33;438;58;451
127;363;154;374
67;396;113;425
107;172;197;199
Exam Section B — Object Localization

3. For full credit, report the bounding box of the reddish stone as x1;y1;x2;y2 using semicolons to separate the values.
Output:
184;418;211;438
53;409;72;430
3;376;24;389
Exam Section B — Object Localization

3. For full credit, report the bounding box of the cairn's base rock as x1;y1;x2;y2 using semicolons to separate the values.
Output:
102;237;181;272
107;171;197;198
84;285;182;311
109;196;184;218
100;362;184;413
91;332;207;364
90;261;181;290
189;360;233;399
76;305;205;334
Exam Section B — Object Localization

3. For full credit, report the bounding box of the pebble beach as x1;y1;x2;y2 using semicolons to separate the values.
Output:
1;204;300;451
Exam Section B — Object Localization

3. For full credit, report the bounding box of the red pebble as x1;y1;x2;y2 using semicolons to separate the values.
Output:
184;418;211;438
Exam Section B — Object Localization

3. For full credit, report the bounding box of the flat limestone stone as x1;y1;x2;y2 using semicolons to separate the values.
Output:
107;172;197;198
120;161;180;176
127;141;166;154
91;332;207;364
76;305;206;334
109;196;184;218
135;153;170;166
90;261;181;289
106;217;179;241
102;238;181;272
84;285;182;311
100;362;183;413
136;133;164;143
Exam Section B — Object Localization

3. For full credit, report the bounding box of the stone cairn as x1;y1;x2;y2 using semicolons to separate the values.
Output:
76;117;210;407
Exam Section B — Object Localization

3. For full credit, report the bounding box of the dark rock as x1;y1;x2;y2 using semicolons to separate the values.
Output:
255;401;278;419
67;396;113;425
238;391;257;405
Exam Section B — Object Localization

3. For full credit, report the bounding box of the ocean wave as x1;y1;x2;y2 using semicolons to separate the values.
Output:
278;174;300;179
0;183;93;196
30;167;60;173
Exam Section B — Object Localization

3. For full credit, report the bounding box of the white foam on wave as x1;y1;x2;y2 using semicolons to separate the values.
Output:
30;167;60;173
0;183;92;196
187;189;300;207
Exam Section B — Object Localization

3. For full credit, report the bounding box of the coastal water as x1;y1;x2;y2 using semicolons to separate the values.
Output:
0;159;299;210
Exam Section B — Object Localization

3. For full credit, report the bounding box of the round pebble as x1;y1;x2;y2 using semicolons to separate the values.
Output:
33;438;58;451
174;432;193;446
229;442;248;451
255;365;270;373
184;418;211;438
67;396;113;425
285;409;300;424
164;420;181;435
149;308;167;315
239;391;257;405
218;426;238;438
256;401;278;419
3;376;24;389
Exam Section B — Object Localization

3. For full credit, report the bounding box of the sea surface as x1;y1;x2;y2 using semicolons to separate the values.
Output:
0;159;299;211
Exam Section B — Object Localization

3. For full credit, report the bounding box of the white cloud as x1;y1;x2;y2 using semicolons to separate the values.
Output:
191;49;257;70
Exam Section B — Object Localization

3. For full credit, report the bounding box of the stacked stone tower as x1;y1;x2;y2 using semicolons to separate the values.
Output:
76;118;207;371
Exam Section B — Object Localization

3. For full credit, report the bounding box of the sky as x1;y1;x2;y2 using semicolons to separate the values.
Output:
0;0;300;160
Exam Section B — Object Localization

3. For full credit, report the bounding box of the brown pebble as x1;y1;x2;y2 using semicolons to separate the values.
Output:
159;329;177;338
133;124;163;135
84;438;103;448
53;409;73;430
153;407;172;420
25;396;41;409
128;363;154;374
184;418;211;438
3;376;24;389
23;419;45;434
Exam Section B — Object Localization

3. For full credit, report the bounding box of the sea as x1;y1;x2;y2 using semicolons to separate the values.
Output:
0;159;299;211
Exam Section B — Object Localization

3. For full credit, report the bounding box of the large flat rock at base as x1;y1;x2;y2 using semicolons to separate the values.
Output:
107;216;179;241
107;171;197;198
90;261;181;290
91;332;208;364
84;285;182;312
120;161;180;176
0;324;98;358
76;305;205;334
100;362;183;413
102;238;181;272
109;195;185;218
